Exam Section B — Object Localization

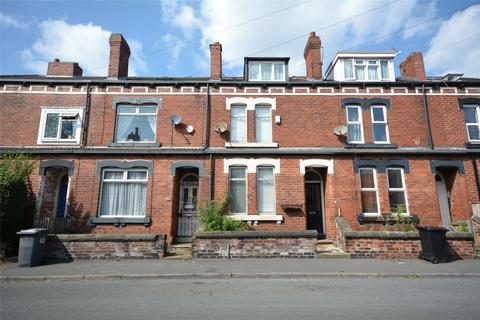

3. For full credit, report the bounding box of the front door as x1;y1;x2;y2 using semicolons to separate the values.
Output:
305;170;324;236
435;173;452;227
56;175;69;218
177;174;200;238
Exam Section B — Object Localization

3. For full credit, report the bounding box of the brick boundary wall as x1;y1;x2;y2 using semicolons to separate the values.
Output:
46;234;167;260
472;216;480;255
336;217;476;259
193;231;318;258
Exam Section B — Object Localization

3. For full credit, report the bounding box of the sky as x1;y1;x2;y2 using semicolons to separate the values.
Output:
0;0;479;78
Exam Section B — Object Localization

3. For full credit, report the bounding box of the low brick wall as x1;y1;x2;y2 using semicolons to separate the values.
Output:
472;216;480;255
46;233;167;260
336;217;475;259
193;231;318;258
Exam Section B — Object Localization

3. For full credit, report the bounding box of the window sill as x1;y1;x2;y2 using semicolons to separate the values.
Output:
39;140;80;145
357;213;418;225
108;142;161;147
345;143;397;149
465;142;480;149
225;142;278;148
231;214;283;225
89;217;151;227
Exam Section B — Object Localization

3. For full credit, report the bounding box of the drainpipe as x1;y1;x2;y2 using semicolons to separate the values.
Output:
81;82;92;147
422;84;434;149
203;83;211;148
210;153;215;201
471;155;480;200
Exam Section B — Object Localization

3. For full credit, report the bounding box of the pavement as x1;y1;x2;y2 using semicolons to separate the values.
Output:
1;258;480;281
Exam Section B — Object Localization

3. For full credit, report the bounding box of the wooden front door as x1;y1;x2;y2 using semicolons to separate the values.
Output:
305;170;324;236
177;174;200;238
435;173;452;227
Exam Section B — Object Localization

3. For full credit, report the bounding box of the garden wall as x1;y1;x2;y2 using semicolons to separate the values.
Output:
46;233;167;260
336;217;476;259
193;231;317;258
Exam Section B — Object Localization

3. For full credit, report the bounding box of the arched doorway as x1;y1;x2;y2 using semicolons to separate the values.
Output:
435;172;452;227
177;173;200;239
305;169;325;237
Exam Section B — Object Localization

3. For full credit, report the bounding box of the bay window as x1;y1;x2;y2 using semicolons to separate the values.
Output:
229;167;247;214
257;167;275;214
115;105;157;143
99;169;148;217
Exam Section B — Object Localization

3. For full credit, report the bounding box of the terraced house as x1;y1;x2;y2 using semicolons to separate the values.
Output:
1;32;480;258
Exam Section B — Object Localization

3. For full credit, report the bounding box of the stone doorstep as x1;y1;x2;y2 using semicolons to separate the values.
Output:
166;243;193;260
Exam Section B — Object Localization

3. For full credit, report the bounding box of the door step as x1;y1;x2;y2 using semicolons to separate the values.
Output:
165;243;192;260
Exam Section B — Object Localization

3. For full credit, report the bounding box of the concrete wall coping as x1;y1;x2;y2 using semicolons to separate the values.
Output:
195;230;318;239
337;216;473;240
472;215;480;225
48;233;166;242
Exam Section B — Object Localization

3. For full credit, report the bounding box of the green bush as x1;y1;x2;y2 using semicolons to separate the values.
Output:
198;193;250;232
0;153;35;242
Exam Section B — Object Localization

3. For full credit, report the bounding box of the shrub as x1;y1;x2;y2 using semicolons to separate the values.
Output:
198;193;250;232
0;153;35;242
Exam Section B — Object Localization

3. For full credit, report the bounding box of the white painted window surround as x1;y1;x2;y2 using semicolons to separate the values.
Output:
37;107;84;145
299;159;334;175
223;158;280;174
226;97;276;110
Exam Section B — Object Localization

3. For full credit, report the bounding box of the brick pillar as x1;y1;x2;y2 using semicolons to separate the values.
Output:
399;52;426;80
304;31;322;80
210;42;222;80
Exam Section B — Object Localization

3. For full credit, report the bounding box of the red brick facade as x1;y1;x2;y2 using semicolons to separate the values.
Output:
1;33;480;253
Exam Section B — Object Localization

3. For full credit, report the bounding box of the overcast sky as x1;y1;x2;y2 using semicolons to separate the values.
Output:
1;0;479;78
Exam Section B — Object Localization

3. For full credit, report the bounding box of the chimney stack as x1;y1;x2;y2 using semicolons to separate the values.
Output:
399;52;426;81
210;42;222;80
108;34;130;79
304;32;322;80
47;58;83;77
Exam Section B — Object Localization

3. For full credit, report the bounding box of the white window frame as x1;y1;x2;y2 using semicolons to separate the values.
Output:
343;58;355;80
230;105;248;143
371;105;390;144
229;166;248;215
359;168;380;216
255;105;273;143
115;105;158;143
386;168;409;215
380;60;390;80
248;61;286;82
256;166;275;215
98;168;148;217
37;108;83;144
353;59;389;81
464;104;480;143
346;105;364;144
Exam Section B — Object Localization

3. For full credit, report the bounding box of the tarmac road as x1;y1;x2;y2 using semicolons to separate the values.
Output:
1;277;479;320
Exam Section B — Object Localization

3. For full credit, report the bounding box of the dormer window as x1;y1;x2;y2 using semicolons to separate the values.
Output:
326;52;396;81
245;58;289;82
249;62;285;81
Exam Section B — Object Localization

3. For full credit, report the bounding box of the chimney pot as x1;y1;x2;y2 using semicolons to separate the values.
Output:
108;33;131;79
304;31;322;80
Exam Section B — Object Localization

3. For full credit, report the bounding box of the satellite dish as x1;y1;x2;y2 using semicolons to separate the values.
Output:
333;125;348;136
169;114;182;126
186;125;194;134
214;121;228;133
